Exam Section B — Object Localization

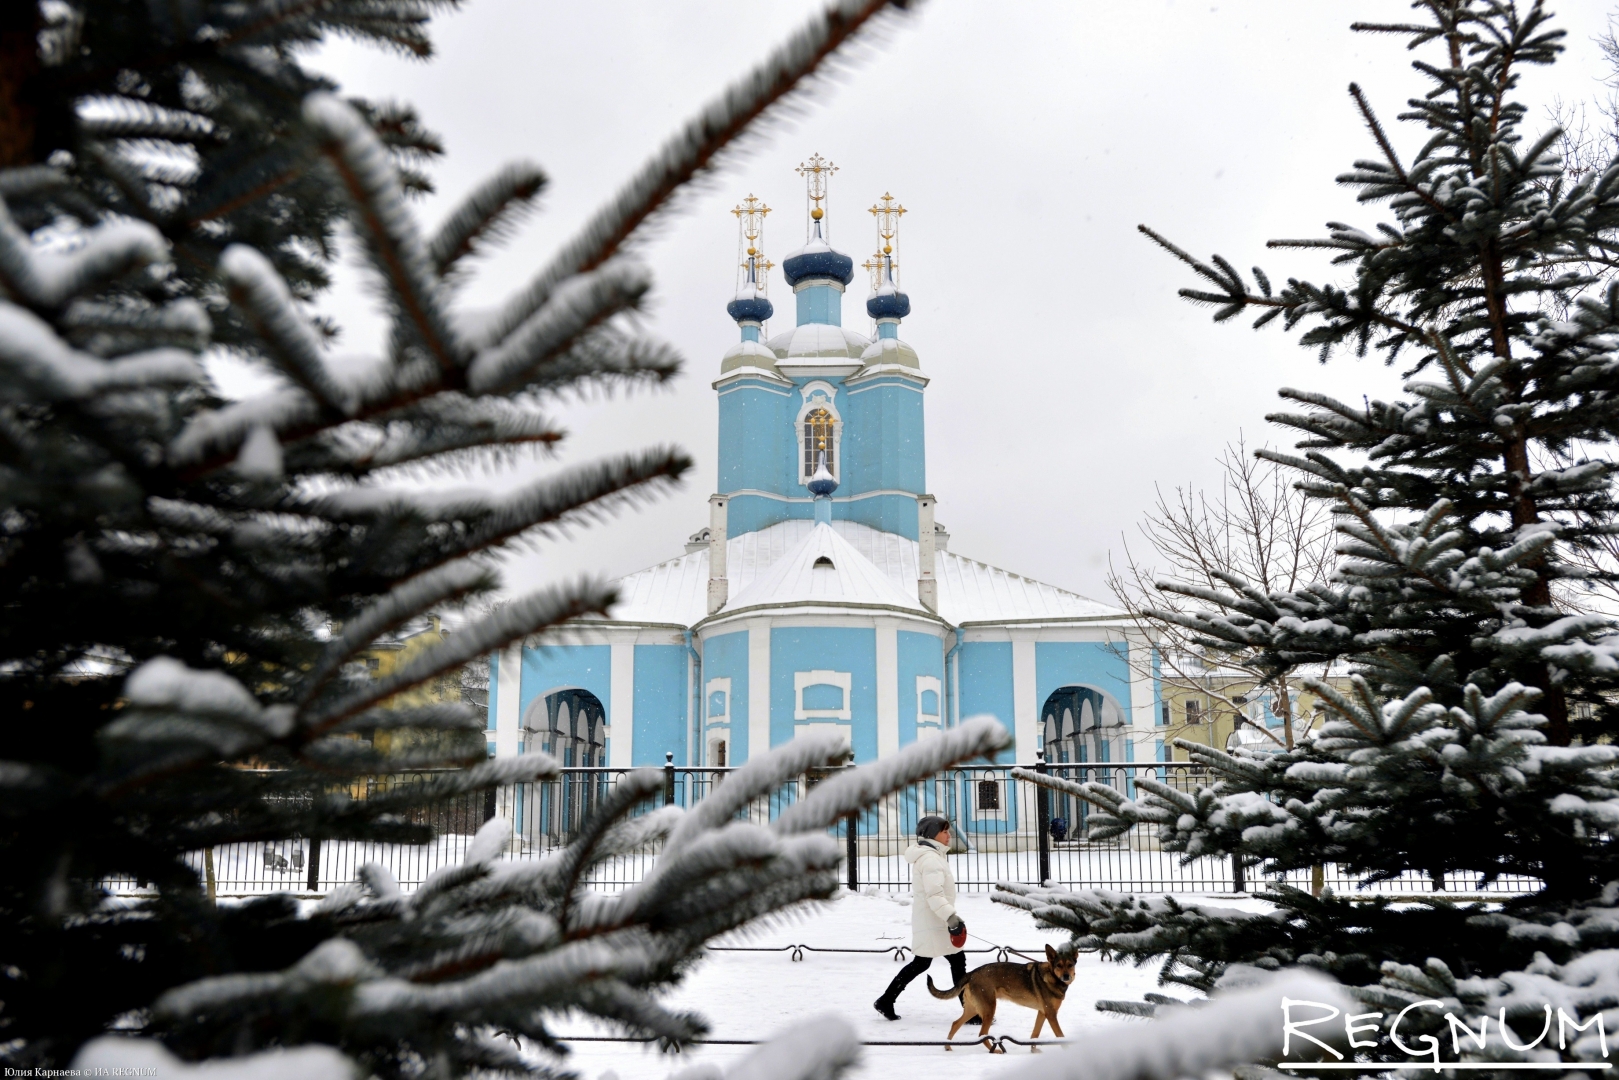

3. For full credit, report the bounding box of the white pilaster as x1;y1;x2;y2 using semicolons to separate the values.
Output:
1011;631;1038;762
876;619;900;758
609;642;635;767
1127;630;1157;742
748;620;772;761
494;641;522;759
707;495;729;615
916;495;938;612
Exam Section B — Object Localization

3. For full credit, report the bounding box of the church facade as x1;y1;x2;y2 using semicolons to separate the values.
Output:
486;156;1161;777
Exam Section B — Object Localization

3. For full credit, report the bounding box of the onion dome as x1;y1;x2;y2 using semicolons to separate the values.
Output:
806;456;835;498
866;280;910;320
726;285;773;324
783;214;854;287
807;454;838;497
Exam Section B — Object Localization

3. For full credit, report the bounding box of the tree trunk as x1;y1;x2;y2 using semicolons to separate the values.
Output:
0;5;40;168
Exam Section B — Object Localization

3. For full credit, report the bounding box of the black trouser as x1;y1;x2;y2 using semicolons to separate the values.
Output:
881;950;967;1003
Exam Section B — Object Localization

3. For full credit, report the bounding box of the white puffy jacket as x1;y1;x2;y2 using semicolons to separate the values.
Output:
903;837;960;957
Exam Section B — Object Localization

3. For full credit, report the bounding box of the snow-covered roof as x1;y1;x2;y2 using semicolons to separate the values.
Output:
608;519;1123;628
725;522;929;615
766;322;868;360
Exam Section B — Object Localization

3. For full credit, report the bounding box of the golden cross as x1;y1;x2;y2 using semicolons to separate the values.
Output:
865;192;906;290
795;153;838;215
732;195;773;284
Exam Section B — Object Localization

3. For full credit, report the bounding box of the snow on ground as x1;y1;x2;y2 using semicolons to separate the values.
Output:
551;889;1275;1080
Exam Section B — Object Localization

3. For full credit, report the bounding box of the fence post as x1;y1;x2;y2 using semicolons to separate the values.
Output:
204;846;216;901
846;811;859;891
664;751;676;807
1034;749;1051;887
307;837;322;892
1231;853;1246;893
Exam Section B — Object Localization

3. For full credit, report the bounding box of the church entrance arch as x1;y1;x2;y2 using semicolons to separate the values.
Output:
521;687;609;846
1040;685;1129;838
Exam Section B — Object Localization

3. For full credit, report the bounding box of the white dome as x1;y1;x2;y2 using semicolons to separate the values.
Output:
857;335;920;371
720;339;779;374
767;323;869;360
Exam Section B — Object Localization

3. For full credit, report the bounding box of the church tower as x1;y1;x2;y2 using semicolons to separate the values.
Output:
713;155;929;542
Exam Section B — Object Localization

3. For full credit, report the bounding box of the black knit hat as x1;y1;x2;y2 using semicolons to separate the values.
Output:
916;815;950;841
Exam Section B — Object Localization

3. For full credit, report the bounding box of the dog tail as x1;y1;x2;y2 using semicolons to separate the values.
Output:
926;973;972;1000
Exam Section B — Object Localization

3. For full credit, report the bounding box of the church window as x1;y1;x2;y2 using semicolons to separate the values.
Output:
977;779;1001;811
803;407;835;477
708;690;727;716
813;555;834;569
715;740;727;767
920;689;939;716
802;683;844;712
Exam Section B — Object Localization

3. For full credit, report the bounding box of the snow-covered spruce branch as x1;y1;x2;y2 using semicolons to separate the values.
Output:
148;734;950;1066
295;559;496;705
306;394;564;477
772;715;1010;833
302;446;690;555
299;578;619;731
478;0;916;350
61;295;210;357
997;971;1350;1080
74;1036;352;1080
429;162;547;280
549;769;667;922
661;729;851;857
0;303;203;403
303;93;461;376
220;244;354;412
354;753;562;809
708;1016;861;1080
467;260;654;394
323;700;486;736
511;324;684;397
0;199;168;310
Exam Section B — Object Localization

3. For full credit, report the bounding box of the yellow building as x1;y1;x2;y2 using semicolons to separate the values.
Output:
1152;663;1351;762
356;614;485;763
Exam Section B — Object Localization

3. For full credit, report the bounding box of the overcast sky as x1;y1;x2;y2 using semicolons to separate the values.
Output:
298;0;1617;607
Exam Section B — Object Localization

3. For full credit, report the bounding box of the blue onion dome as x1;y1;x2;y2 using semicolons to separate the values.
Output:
807;455;838;497
866;281;910;320
782;218;854;287
726;285;773;324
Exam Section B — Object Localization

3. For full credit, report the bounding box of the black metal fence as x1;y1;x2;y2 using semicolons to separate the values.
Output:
108;761;1542;898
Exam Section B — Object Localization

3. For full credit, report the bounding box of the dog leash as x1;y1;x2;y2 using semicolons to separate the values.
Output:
964;932;1045;964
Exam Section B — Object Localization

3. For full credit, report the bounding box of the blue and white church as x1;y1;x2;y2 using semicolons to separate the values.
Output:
487;155;1161;779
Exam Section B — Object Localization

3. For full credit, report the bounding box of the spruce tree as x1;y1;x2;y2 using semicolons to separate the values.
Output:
1001;1;1619;1072
0;1;968;1075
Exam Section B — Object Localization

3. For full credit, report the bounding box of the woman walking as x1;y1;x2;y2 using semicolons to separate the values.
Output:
873;815;967;1020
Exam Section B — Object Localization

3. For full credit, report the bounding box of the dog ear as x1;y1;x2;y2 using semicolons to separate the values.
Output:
1046;943;1057;962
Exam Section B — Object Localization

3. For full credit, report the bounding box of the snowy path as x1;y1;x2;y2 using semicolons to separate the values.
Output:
554;890;1269;1080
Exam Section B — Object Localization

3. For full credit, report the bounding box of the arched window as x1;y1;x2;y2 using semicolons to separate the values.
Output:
803;406;835;477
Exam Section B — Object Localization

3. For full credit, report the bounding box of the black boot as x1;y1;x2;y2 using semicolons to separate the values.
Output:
873;995;899;1021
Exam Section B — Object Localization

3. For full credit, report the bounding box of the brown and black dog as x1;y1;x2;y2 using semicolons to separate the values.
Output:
927;944;1077;1046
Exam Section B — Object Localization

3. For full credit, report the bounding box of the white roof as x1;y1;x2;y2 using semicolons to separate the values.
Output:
767;322;868;360
725;522;929;614
609;518;1123;628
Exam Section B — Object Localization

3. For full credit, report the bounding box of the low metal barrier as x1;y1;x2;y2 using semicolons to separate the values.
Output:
106;761;1543;897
